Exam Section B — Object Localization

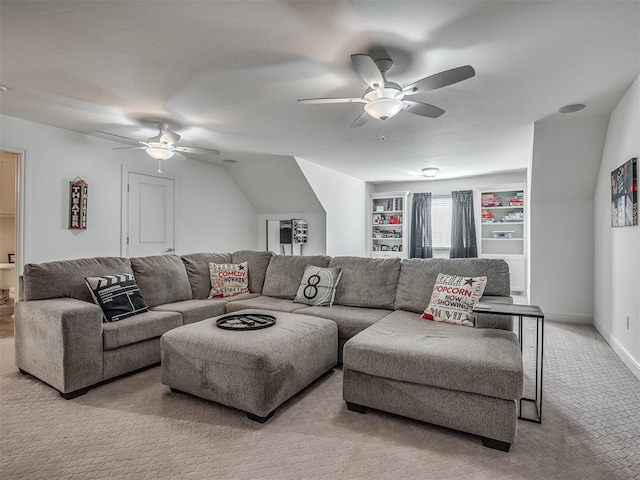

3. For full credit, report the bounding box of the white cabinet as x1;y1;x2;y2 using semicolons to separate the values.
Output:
476;185;527;292
370;192;410;258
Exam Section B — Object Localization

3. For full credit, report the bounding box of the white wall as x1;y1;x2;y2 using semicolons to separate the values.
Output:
374;171;527;196
0;114;258;264
530;114;610;323
295;157;368;257
594;75;640;379
257;212;326;255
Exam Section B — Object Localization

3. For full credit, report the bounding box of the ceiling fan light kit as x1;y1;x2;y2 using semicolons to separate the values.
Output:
146;144;175;160
364;97;404;120
298;54;475;131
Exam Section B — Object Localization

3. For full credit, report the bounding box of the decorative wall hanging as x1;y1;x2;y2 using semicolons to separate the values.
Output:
69;177;88;230
611;157;637;227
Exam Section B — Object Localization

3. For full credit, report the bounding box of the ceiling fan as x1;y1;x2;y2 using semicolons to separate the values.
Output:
97;123;220;172
298;54;475;130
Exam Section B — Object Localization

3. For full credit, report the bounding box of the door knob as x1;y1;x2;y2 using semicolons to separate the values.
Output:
163;248;175;253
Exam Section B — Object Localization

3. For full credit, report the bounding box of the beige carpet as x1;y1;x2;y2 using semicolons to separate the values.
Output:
1;321;639;479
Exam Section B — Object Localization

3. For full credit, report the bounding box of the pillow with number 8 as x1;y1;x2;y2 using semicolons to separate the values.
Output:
293;265;343;307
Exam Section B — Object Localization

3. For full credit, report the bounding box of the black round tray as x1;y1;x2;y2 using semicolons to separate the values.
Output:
216;313;276;331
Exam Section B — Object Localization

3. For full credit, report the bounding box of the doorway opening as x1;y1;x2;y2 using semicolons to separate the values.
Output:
0;150;19;337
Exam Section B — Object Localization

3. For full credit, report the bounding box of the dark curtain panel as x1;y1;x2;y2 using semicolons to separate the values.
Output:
450;190;478;258
410;192;433;258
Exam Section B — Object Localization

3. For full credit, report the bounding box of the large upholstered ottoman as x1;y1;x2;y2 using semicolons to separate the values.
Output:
160;309;338;422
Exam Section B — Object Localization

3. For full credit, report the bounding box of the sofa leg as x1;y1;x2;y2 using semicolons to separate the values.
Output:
18;368;30;376
246;409;276;424
481;437;511;452
59;388;89;400
346;401;367;414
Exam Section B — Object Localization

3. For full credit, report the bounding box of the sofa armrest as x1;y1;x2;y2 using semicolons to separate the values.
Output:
15;298;104;394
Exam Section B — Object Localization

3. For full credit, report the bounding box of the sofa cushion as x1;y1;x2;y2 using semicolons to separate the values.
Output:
422;273;487;327
224;295;310;314
231;250;273;293
296;305;392;339
395;258;510;314
343;310;523;400
329;256;401;309
181;252;232;299
294;265;342;307
262;255;331;299
152;299;230;325
208;262;250;298
130;255;193;308
23;257;133;302
102;310;182;350
85;273;149;322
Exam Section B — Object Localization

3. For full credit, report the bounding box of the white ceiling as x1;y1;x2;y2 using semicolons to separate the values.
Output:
1;1;638;183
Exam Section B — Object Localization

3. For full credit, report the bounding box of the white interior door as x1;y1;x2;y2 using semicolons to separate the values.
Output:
126;172;175;257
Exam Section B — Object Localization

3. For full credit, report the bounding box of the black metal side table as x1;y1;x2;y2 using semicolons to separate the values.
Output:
473;302;544;423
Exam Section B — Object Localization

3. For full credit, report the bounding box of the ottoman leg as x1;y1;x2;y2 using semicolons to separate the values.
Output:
346;402;367;414
246;409;276;424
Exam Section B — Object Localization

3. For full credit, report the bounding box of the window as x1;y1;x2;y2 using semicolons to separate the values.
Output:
431;195;452;248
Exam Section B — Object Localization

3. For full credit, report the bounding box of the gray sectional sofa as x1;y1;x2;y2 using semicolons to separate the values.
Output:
15;250;523;451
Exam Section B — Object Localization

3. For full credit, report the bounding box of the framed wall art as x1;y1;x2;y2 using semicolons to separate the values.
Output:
611;157;637;227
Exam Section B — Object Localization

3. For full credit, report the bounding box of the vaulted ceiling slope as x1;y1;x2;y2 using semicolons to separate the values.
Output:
0;1;638;182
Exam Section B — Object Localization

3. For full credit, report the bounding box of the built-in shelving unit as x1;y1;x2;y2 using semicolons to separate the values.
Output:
369;192;410;258
475;185;527;292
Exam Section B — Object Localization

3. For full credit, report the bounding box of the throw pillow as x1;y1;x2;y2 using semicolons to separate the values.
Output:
422;273;487;327
208;262;250;298
85;273;149;323
293;265;343;307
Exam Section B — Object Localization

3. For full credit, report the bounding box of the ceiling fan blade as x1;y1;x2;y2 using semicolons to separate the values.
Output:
112;146;146;150
403;65;476;95
351;54;385;89
298;97;365;104
350;112;370;128
95;130;141;145
403;101;445;118
173;146;221;156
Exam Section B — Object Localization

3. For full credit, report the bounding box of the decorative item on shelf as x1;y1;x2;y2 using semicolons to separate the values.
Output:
376;206;385;212
611;157;637;227
69;177;88;230
373;214;382;225
509;192;524;206
8;253;15;263
492;231;514;239
481;209;495;223
502;211;524;222
481;194;502;207
292;219;308;244
388;215;400;225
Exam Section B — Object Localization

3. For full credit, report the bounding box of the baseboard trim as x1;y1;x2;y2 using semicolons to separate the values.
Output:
598;331;640;382
544;312;592;324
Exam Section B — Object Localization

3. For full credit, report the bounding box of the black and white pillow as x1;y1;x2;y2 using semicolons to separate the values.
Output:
293;265;342;307
85;273;149;322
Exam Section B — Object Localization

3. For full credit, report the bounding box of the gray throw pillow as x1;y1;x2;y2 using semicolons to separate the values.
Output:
294;265;342;307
